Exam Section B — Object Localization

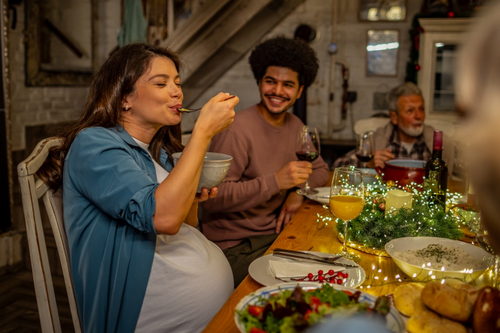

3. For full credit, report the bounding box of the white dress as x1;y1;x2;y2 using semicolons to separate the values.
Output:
133;139;234;333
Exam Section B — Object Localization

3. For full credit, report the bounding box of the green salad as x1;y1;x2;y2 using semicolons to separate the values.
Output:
236;284;390;333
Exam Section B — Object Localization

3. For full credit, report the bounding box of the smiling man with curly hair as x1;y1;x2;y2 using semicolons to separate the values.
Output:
200;36;329;287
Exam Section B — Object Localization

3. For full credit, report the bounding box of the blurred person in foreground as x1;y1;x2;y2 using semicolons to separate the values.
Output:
457;3;500;254
200;36;329;287
38;43;238;333
333;82;454;173
307;315;390;333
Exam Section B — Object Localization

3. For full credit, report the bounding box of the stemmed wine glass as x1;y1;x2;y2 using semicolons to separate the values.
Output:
469;216;499;288
329;167;364;263
295;126;321;195
355;131;374;168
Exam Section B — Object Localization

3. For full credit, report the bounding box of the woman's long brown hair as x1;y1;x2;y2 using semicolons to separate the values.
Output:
38;43;184;190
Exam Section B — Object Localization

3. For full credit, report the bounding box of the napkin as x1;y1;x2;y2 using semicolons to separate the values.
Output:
269;260;346;279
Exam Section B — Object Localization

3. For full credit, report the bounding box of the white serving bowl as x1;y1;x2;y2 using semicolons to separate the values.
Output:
385;237;493;284
172;152;232;192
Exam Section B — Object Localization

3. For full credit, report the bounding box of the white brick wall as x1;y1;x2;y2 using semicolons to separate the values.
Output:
8;0;121;151
9;0;422;149
183;0;422;142
5;0;424;270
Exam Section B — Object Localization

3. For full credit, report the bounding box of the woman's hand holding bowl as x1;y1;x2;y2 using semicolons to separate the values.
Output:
195;187;218;203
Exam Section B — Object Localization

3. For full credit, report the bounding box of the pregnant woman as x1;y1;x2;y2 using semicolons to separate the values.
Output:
38;43;238;333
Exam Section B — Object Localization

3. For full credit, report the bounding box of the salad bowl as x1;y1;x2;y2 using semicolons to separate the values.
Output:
234;282;404;333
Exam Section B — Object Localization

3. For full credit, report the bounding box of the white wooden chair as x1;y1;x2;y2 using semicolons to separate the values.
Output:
354;117;456;139
353;117;390;136
17;137;82;333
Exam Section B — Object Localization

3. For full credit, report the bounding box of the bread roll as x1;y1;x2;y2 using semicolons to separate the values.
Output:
407;298;467;333
454;282;479;305
472;286;500;333
421;281;473;322
393;283;424;316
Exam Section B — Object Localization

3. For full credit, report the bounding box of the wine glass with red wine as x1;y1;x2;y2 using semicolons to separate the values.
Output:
355;131;374;168
295;126;320;195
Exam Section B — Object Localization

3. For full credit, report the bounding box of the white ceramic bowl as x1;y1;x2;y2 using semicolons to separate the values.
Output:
385;237;493;284
172;152;232;192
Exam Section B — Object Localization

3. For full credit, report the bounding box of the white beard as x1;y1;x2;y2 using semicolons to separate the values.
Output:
399;122;424;137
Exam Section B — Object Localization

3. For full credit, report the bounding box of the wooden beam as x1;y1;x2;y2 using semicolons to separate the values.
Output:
181;0;305;106
163;0;233;53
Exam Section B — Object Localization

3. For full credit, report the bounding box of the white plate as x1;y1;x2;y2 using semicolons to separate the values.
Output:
305;187;330;204
248;251;366;288
234;282;405;333
306;171;381;204
359;167;380;184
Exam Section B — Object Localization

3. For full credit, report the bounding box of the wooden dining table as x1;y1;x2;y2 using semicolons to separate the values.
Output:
202;178;493;333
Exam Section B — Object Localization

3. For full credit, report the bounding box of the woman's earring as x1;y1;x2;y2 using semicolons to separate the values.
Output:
124;105;130;111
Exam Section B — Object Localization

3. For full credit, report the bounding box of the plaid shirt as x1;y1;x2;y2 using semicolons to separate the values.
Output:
333;125;431;168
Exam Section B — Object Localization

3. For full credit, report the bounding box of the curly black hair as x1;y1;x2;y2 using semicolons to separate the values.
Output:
249;36;319;89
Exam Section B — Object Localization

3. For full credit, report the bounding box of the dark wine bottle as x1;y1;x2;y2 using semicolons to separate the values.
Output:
424;130;448;209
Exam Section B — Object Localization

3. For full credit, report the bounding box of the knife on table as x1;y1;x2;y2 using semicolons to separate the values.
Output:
272;248;359;268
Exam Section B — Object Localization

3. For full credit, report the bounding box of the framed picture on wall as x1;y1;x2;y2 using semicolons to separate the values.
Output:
359;0;407;21
366;29;399;77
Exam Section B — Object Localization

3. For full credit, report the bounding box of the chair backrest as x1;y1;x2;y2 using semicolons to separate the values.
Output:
354;118;390;136
354;117;457;139
17;137;82;333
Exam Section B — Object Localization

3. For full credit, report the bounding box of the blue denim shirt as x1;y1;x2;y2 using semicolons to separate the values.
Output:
63;126;173;333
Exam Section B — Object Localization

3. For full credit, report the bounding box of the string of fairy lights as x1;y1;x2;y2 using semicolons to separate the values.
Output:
317;180;466;249
314;179;499;288
356;263;491;290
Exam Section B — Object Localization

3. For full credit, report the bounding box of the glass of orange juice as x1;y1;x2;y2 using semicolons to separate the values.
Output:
330;167;364;262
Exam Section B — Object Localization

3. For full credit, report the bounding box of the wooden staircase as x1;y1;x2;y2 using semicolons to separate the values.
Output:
161;0;305;106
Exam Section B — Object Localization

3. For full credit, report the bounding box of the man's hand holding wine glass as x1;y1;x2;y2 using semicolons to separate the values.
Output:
274;161;312;190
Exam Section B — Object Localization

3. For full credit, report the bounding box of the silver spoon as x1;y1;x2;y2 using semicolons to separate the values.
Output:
177;95;236;113
177;107;201;113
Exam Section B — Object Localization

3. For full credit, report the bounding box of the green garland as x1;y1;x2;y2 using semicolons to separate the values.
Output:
331;185;464;250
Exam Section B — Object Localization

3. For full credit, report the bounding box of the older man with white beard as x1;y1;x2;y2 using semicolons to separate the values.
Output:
333;82;454;174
